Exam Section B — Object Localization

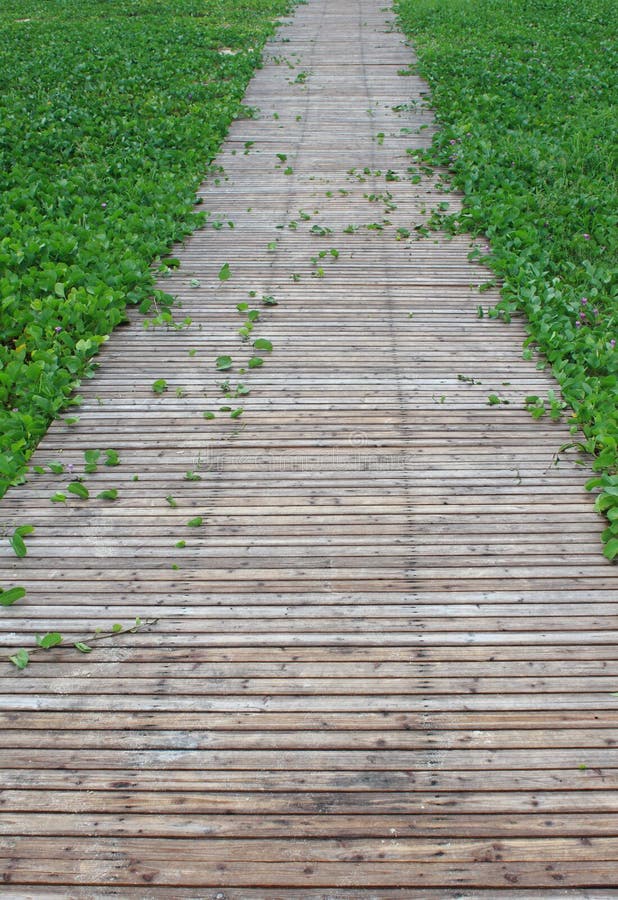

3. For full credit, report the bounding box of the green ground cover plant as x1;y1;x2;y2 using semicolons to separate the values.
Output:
0;0;292;494
396;0;618;555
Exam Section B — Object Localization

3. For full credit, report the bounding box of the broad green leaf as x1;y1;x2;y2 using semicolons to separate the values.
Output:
50;493;67;503
216;355;233;371
165;496;178;507
104;450;120;467
15;525;34;537
248;356;264;368
96;489;118;500
9;649;29;670
253;339;273;352
187;517;203;527
9;533;27;558
84;449;101;474
74;642;93;653
218;263;231;281
203;411;216;420
36;632;63;649
602;538;618;561
230;408;243;419
152;379;168;394
175;540;186;548
111;623;123;633
67;481;89;500
0;586;26;607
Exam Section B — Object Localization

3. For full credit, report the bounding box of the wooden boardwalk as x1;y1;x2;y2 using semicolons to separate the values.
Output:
1;0;618;894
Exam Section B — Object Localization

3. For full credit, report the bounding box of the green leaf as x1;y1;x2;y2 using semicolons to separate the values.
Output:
15;525;34;538
166;496;177;507
74;642;93;653
67;481;89;499
248;356;264;368
152;378;168;394
9;532;27;558
184;471;201;481
36;632;63;649
111;623;123;633
602;538;618;561
216;355;233;371
50;493;67;503
187;517;203;527
230;408;243;419
96;489;118;501
175;540;187;548
253;339;273;352
262;295;278;306
104;449;120;467
595;493;618;513
0;586;26;607
218;262;231;281
203;411;216;420
9;649;29;670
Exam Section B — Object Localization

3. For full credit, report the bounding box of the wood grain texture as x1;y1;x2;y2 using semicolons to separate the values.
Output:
0;0;616;892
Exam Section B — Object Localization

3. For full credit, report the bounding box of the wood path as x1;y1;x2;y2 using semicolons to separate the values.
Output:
1;0;617;894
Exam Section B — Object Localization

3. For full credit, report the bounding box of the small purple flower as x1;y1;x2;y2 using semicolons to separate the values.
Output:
581;297;588;305
54;326;62;333
101;202;107;209
575;321;581;328
67;463;74;473
611;339;616;348
583;233;591;240
593;307;599;316
579;312;586;320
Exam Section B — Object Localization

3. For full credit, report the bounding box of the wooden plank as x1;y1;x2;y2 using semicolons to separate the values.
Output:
1;726;616;750
1;768;614;792
3;811;618;839
4;788;618;815
1;856;617;888
3;835;618;864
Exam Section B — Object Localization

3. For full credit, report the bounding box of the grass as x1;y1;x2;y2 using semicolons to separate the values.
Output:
396;0;618;556
0;0;292;496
